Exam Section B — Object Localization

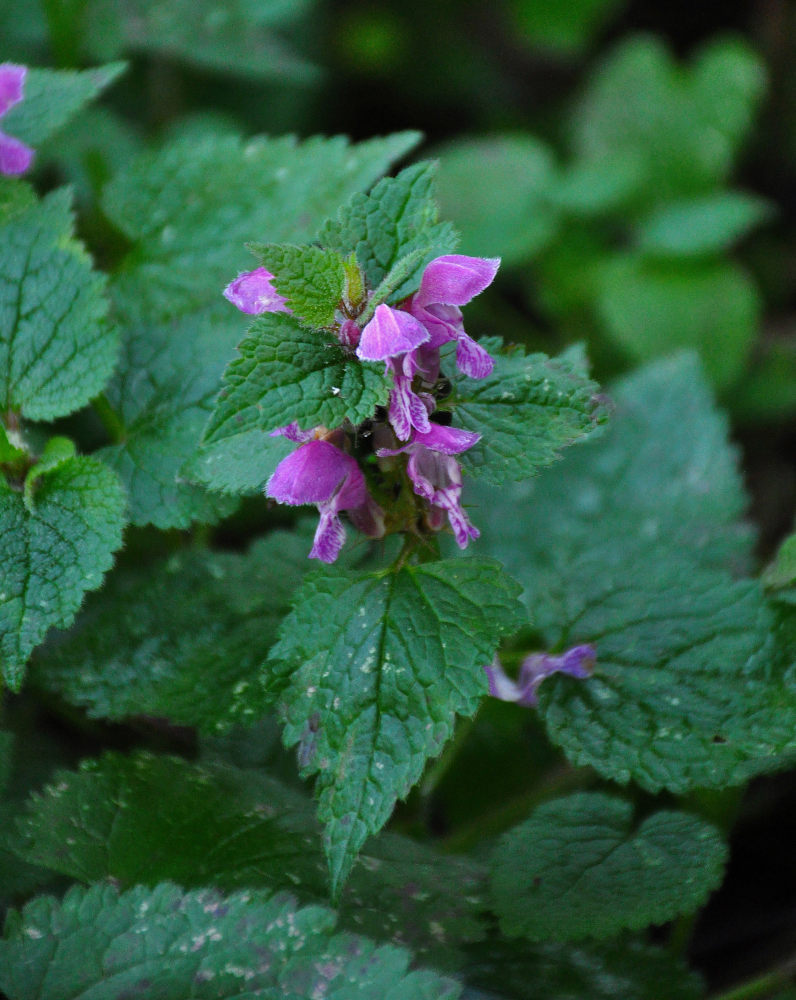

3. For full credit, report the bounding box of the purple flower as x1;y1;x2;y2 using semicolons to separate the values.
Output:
266;438;368;563
224;267;291;315
378;423;481;548
0;64;34;176
356;304;429;361
408;255;499;379
485;644;595;707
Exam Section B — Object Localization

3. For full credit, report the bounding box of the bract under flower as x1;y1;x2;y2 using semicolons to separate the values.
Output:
224;267;291;315
0;64;34;176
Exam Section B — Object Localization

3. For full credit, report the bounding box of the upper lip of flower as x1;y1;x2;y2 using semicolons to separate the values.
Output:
0;63;35;177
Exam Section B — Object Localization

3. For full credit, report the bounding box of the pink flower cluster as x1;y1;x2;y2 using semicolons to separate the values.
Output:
223;254;499;562
0;64;33;176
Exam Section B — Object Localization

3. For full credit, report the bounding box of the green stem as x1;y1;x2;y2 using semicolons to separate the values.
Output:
92;394;126;444
710;955;796;1000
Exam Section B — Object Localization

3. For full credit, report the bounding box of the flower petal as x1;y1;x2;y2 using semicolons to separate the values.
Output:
0;131;34;176
413;424;481;455
266;440;360;506
309;507;347;563
0;64;26;118
456;332;494;379
416;255;500;308
223;267;290;315
389;373;431;440
356;304;429;361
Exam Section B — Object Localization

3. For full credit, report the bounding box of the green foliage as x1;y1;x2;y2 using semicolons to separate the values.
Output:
0;189;116;421
202;313;388;456
435;135;559;264
249;243;346;327
490;793;727;940
14;751;486;965
321;161;459;302
764;533;796;601
450;340;607;483
97;302;242;528
268;559;525;895
0;457;125;691
473;356;796;791
0;881;461;999
635;192;772;257
103;130;421;320
33;532;311;733
509;0;626;55
1;63;125;147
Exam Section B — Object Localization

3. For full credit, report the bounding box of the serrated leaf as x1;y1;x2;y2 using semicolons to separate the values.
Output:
96;301;243;528
202;312;388;450
321;161;459;301
104;130;421;320
14;751;486;965
0;882;461;1000
464;936;703;1000
1;63;125;148
185;425;295;495
268;558;525;895
596;255;759;390
636;192;772;257
0;188;117;421
83;0;318;83
490;792;727;940
249;243;345;327
473;355;796;792
33;532;310;733
763;533;796;602
435;135;559;264
450;340;608;484
0;456;125;691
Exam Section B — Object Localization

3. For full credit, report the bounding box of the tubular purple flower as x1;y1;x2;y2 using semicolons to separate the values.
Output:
484;644;596;707
223;267;291;315
0;64;34;176
266;439;368;563
356;304;429;362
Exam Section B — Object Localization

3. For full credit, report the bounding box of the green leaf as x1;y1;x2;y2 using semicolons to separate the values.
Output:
249;243;345;327
490;792;727;940
96;301;242;528
0;882;461;1000
83;0;318;83
22;437;76;512
570;36;766;200
0;188;117;421
0;456;125;691
268;558;525;895
763;533;796;603
1;63;125;148
464;936;703;1000
103;130;421;320
596;255;759;390
321;161;459;301
202;312;388;449
15;751;486;965
435;135;559;265
33;531;310;734
185;425;295;495
636;192;772;257
473;356;795;792
510;0;626;55
450;340;608;484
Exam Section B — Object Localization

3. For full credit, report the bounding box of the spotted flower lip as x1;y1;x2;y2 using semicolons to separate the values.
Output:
0;63;34;176
223;267;291;315
266;438;368;563
485;644;596;707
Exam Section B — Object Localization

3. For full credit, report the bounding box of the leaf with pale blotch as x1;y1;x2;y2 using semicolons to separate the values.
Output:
268;558;525;896
450;339;608;484
33;531;311;733
491;793;727;940
0;457;125;691
97;301;242;528
103;130;421;320
0;189;117;421
2;63;125;148
321;160;459;301
0;882;461;1000
473;355;796;792
249;243;345;327
14;751;486;966
202;312;388;451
